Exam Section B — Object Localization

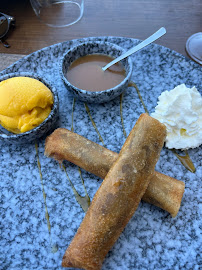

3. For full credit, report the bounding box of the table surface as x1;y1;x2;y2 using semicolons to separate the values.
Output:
0;0;201;71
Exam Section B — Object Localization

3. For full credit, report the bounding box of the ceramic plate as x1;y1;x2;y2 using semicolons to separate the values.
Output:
0;37;201;270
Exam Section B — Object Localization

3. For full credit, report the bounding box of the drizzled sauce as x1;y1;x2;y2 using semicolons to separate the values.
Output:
63;164;90;212
62;97;91;212
67;54;126;92
35;142;58;253
120;93;127;139
84;103;106;147
172;149;196;173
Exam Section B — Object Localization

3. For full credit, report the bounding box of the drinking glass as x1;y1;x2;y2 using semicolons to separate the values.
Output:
30;0;84;27
186;32;202;65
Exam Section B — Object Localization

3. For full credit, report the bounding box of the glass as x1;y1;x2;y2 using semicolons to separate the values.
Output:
30;0;84;28
186;32;202;65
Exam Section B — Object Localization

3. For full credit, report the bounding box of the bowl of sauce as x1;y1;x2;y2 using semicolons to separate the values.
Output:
60;41;133;103
0;72;59;144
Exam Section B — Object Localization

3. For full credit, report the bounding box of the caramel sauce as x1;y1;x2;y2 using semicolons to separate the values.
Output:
62;164;90;212
35;142;58;253
120;92;127;138
66;54;126;92
61;97;91;212
84;103;106;147
172;149;196;173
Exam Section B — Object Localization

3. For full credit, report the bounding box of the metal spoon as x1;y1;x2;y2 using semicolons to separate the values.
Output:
102;27;166;71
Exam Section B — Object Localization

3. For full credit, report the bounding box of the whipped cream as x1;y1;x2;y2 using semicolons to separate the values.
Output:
151;84;202;150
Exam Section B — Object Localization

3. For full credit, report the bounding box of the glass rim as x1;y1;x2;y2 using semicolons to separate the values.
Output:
186;32;202;65
30;0;84;28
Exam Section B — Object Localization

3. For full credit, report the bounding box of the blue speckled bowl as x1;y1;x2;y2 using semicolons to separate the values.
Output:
60;41;133;103
0;72;59;144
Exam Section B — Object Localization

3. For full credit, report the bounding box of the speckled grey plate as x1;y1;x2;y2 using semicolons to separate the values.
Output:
0;37;201;270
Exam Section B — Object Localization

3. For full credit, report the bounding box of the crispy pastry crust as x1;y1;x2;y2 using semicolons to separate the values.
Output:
59;113;166;269
45;117;185;218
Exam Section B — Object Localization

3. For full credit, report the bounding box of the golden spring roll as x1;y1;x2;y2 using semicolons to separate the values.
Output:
45;128;185;219
61;113;166;269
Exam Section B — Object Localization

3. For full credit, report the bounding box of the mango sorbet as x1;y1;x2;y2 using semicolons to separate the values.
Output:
0;77;53;133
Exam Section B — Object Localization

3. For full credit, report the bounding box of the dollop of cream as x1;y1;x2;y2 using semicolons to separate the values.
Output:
151;84;202;150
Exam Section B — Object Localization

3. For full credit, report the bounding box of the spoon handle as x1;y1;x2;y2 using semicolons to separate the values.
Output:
102;27;166;71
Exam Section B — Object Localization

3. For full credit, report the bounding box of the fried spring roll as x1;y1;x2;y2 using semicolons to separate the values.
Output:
61;114;166;270
45;126;185;218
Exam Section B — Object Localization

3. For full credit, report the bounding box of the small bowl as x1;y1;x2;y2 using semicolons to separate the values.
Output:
60;41;133;103
0;72;59;144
